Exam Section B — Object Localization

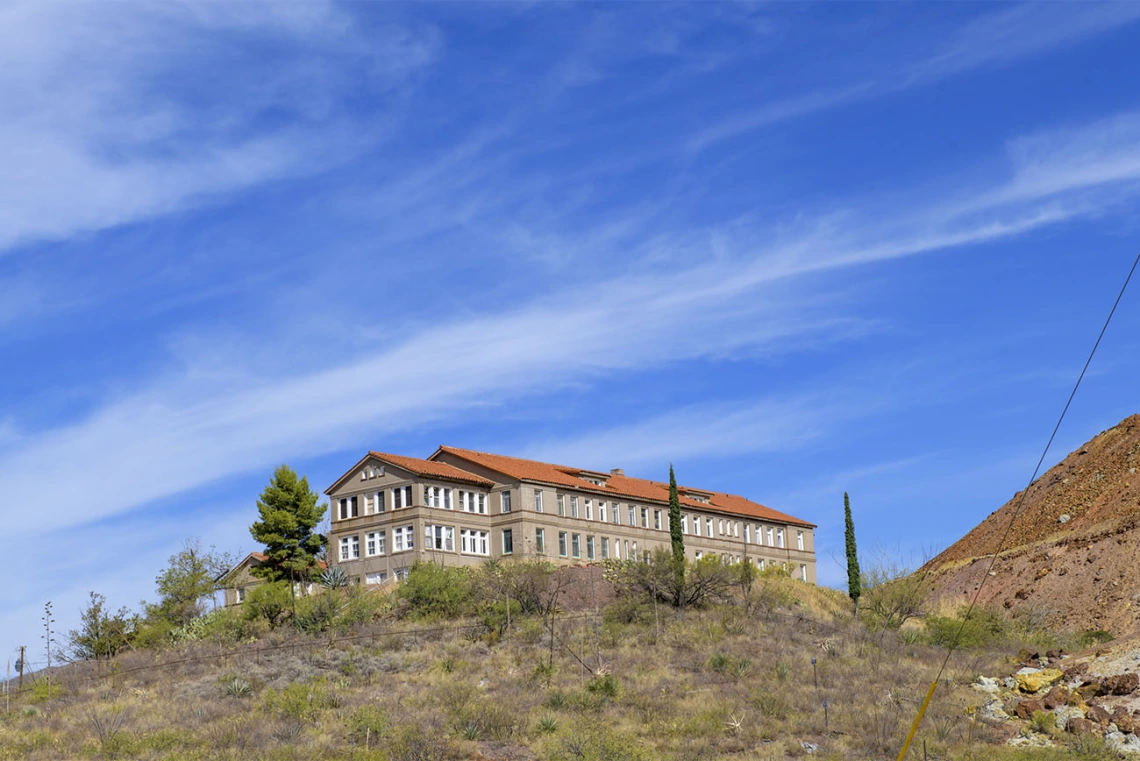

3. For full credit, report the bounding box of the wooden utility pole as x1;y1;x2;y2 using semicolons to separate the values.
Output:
17;646;24;690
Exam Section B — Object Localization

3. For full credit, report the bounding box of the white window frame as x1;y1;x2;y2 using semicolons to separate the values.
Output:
599;502;607;523
393;524;415;552
424;524;454;552
460;529;489;556
706;518;713;538
365;571;387;586
797;531;805;551
502;490;513;513
641;507;649;528
777;528;785;548
628;506;635;526
365;530;386;557
339;535;360;561
611;502;620;524
535;527;546;555
558;531;568;557
654;510;661;530
572;533;581;559
586;535;595;560
766;526;774;546
601;537;609;559
557;495;565;516
570;496;579;519
585;499;593;521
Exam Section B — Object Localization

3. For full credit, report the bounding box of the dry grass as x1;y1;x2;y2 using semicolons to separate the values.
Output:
0;576;1107;760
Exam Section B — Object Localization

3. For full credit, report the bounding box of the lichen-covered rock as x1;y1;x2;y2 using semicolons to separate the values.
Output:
1101;673;1140;695
1042;685;1070;710
1054;706;1085;731
974;676;1000;694
980;698;1010;723
1105;730;1140;755
1113;707;1135;734
1016;668;1063;693
1086;704;1112;726
1014;699;1045;719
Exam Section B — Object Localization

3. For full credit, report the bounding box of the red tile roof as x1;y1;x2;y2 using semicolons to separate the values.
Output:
433;446;814;528
368;451;496;487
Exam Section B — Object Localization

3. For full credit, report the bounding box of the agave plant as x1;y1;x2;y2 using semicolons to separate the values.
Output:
320;566;349;590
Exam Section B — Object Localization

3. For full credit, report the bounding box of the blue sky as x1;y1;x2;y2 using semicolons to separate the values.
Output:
4;2;1140;667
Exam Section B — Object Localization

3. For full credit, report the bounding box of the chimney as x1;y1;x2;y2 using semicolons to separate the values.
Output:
610;468;624;476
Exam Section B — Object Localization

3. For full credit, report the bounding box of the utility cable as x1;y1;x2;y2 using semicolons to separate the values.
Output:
897;249;1140;760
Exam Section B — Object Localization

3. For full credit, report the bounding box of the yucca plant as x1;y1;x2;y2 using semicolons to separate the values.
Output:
321;566;349;590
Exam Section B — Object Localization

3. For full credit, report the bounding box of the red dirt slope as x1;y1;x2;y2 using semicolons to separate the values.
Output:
923;415;1140;634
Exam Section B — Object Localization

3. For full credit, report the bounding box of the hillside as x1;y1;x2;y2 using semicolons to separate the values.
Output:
923;414;1140;634
0;571;1065;761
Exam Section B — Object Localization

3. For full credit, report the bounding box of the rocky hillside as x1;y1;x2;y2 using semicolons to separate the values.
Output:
923;414;1140;634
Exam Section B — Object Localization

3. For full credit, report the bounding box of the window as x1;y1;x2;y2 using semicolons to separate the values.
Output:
623;540;630;559
611;502;620;524
744;524;751;544
800;564;808;581
365;571;387;585
777;528;785;548
557;495;566;516
631;541;638;560
601;537;609;559
460;529;489;555
394;567;410;582
733;522;740;538
681;515;688;534
584;499;593;521
628;506;635;526
718;519;725;535
236;587;246;603
695;551;702;560
392;486;413;509
502;490;513;513
570;496;579;519
424;524;454;551
797;531;805;551
393;525;415;552
705;518;713;538
424;486;449;508
535;528;546;554
459;491;487;514
339;535;360;561
586;535;595;560
654;510;661;530
502;528;514;554
599;502;607;523
558;532;568;557
365;531;386;556
572;533;581;558
766;527;774;546
640;507;649;528
338;496;359;521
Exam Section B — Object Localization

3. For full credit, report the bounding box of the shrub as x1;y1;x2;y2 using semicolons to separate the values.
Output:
1076;629;1114;648
586;673;620;700
347;705;387;746
219;674;252;698
294;590;341;633
243;581;293;628
399;562;475;618
262;678;338;723
860;567;928;631
925;607;1009;650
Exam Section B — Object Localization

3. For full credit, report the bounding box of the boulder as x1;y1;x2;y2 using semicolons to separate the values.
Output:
1086;704;1112;726
974;676;1000;694
1014;699;1045;719
1055;706;1085;732
1042;685;1070;710
1067;717;1098;735
980;698;1010;723
1016;668;1063;693
1105;730;1140;755
1101;673;1140;695
1112;706;1135;734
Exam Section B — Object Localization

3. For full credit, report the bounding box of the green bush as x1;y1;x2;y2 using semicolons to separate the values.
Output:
347;705;387;746
1076;629;1114;648
925;607;1009;650
399;562;475;619
293;590;341;633
262;678;339;722
243;581;293;628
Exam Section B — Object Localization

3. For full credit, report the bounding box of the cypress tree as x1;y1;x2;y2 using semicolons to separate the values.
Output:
844;491;861;615
669;464;686;607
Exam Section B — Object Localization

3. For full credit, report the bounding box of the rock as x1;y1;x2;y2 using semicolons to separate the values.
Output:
1067;717;1098;734
1014;699;1045;719
800;741;819;754
1042;685;1070;710
1008;733;1054;748
1101;673;1140;695
1077;681;1105;700
1058;514;1071;524
1003;677;1018;690
1016;668;1063;693
1112;706;1135;734
980;698;1010;723
1105;730;1140;755
974;676;1001;694
1086;704;1112;726
1055;706;1085;731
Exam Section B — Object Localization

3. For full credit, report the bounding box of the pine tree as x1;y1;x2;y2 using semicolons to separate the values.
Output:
249;465;327;584
844;491;861;615
669;464;686;607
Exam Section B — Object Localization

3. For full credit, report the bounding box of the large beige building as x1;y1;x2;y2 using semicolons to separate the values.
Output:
325;447;816;585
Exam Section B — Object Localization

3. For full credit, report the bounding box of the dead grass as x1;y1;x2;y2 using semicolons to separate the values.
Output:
0;576;1102;760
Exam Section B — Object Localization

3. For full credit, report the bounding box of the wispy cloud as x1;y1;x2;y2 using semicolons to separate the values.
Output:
5;107;1140;541
688;3;1140;152
0;1;437;253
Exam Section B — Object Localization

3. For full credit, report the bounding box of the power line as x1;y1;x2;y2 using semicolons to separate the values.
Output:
897;249;1140;760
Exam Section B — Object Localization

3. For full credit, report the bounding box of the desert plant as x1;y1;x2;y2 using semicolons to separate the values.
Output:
320;566;350;589
399;562;474;618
